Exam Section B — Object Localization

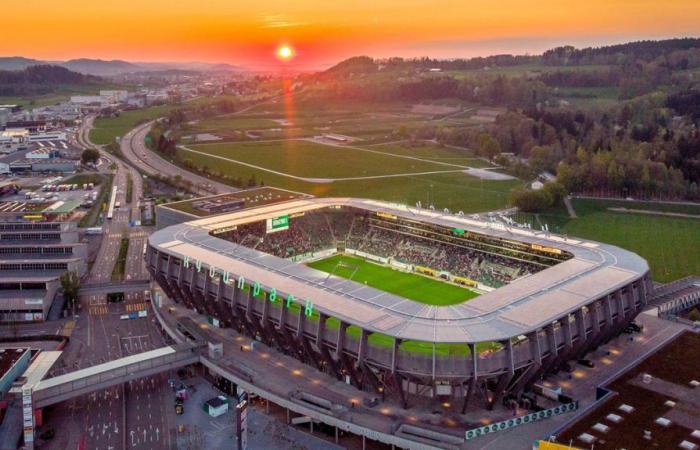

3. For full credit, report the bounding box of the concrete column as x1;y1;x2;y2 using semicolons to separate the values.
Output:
504;339;514;374
189;264;197;291
391;338;401;373
215;276;224;303
316;313;327;346
335;321;348;358
297;304;306;337
574;309;586;343
603;295;614;327
469;343;478;377
357;329;368;364
261;290;270;322
562;315;573;349
245;288;254;320
590;303;601;334
615;290;625;321
279;296;288;329
528;331;542;365
546;324;558;357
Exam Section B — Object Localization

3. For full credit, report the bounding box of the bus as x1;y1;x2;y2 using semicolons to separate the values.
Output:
107;185;117;220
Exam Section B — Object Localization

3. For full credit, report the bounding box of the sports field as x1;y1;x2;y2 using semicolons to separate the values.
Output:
513;198;700;283
185;139;467;179
307;254;479;306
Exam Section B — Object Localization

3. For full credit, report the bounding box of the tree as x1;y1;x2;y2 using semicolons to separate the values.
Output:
80;148;100;165
689;308;700;322
477;133;501;160
247;174;257;187
510;187;553;212
543;181;567;206
60;271;80;310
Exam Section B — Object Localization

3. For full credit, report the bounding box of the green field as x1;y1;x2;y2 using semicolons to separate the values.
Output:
174;145;519;213
307;254;494;356
366;142;495;168
89;104;179;145
513;198;700;283
186;140;468;179
307;254;479;306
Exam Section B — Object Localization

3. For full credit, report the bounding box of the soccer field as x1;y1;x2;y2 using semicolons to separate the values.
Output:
307;254;479;306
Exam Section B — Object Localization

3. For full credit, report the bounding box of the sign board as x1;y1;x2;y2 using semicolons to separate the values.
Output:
531;244;562;255
236;392;248;450
465;402;579;440
265;215;289;233
376;211;397;220
22;385;34;447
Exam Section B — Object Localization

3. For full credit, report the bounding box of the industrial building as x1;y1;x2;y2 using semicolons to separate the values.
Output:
0;221;86;322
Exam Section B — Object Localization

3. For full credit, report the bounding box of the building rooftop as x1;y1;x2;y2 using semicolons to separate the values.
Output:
162;186;312;218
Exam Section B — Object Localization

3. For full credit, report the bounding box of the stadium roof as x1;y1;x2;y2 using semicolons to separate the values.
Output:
150;197;649;343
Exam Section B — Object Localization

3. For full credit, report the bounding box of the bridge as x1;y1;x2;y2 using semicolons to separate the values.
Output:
80;280;151;296
647;277;700;318
31;343;199;408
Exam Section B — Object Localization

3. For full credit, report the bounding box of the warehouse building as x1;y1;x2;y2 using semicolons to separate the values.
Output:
0;221;86;322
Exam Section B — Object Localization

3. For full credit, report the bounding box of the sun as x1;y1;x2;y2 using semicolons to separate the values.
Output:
277;45;294;60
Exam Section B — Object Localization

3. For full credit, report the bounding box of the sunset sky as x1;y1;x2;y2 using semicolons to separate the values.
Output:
3;0;700;70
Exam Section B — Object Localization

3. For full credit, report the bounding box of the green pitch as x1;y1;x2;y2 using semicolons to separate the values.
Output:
307;254;479;306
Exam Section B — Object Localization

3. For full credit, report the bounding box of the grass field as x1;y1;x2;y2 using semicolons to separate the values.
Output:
366;142;495;168
513;198;700;283
186;140;468;179
308;254;494;356
307;254;479;306
173;146;519;213
89;104;179;145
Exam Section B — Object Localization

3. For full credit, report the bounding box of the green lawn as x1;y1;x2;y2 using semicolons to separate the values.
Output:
366;142;494;168
307;254;494;355
89;104;179;145
513;199;700;283
185;139;466;179
307;254;478;306
173;145;519;213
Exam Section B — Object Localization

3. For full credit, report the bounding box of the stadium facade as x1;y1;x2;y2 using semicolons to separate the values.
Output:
147;192;651;410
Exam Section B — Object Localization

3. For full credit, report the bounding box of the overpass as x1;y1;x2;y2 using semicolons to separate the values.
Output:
30;343;199;408
79;280;151;296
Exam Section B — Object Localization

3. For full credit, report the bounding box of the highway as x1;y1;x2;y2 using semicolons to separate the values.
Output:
120;122;234;195
33;115;172;450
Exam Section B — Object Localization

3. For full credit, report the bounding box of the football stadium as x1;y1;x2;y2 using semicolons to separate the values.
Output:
147;187;651;410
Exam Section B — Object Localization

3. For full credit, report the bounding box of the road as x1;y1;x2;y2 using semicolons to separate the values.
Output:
120;122;233;195
34;115;171;450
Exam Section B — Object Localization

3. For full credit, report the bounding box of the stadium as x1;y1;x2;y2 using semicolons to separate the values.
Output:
147;187;651;411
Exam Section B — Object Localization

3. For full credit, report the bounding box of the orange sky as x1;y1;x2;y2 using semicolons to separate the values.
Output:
3;0;700;70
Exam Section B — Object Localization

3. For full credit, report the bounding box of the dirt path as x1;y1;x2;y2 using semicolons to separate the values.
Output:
564;195;577;218
608;207;700;219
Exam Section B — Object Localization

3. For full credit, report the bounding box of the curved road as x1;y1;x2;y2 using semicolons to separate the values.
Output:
121;122;234;196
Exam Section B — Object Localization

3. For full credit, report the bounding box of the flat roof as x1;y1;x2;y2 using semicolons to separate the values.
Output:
161;186;312;218
150;197;649;343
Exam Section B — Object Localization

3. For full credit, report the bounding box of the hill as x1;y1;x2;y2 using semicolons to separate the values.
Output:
0;56;45;71
0;65;101;96
61;58;141;76
0;57;246;76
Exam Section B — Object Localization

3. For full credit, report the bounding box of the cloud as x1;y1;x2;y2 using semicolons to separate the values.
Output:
260;14;309;29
